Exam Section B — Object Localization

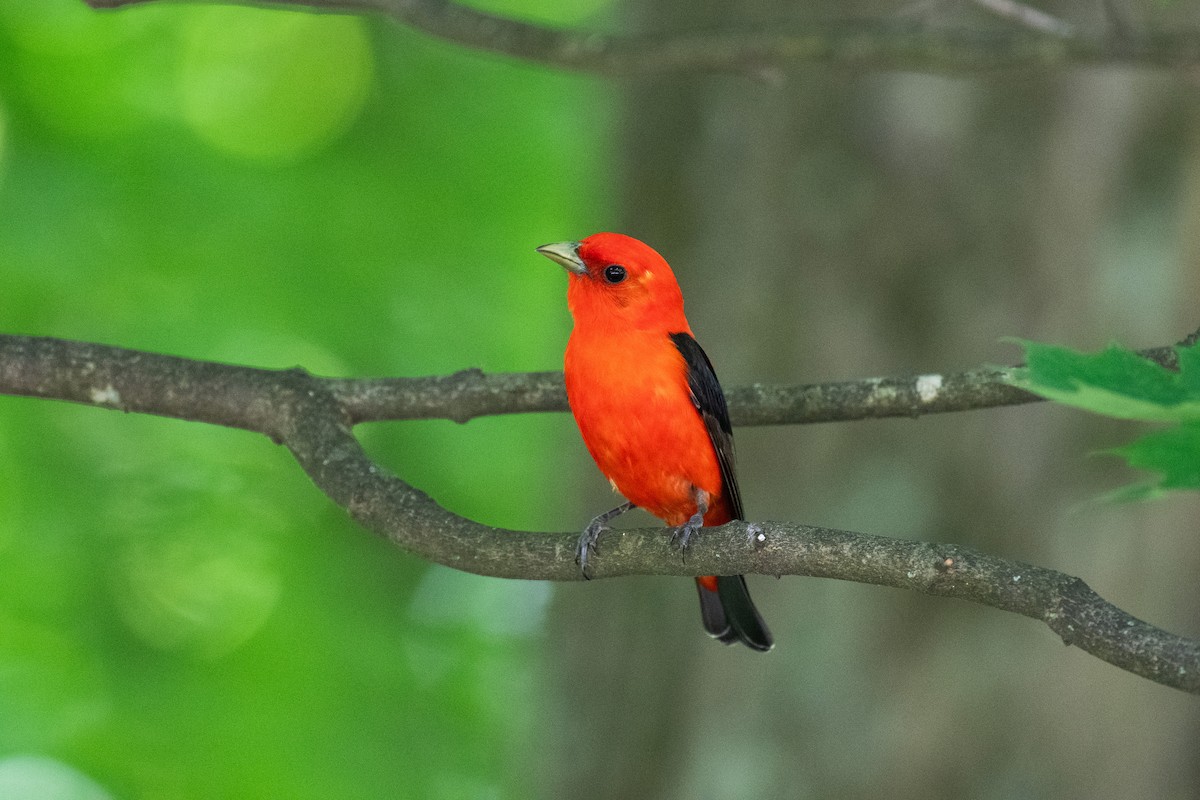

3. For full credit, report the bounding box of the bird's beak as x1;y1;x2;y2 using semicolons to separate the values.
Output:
536;241;587;275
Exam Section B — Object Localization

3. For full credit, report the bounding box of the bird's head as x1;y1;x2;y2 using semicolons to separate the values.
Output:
537;232;687;331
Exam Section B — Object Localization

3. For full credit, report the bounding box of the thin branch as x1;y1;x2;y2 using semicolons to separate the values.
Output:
970;0;1075;39
81;0;1200;75
8;333;1183;428
325;366;1041;425
1;332;1198;692
330;340;1185;425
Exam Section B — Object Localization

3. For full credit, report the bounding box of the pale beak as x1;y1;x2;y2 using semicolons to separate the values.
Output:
536;241;587;275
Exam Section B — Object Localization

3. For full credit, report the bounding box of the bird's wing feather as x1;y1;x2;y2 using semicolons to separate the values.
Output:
668;332;743;521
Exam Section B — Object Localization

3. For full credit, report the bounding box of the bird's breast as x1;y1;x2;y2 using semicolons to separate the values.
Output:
564;329;723;525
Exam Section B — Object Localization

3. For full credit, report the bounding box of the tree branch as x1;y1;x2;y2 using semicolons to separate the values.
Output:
331;340;1187;425
81;0;1200;75
969;0;1075;39
2;332;1198;692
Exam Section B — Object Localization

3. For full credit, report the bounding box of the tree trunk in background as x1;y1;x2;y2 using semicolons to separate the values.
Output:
541;1;1200;797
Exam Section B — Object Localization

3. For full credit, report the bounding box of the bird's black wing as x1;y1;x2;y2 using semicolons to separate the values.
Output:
668;332;743;521
671;332;772;652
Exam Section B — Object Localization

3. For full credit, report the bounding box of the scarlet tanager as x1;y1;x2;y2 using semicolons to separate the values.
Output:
537;232;773;652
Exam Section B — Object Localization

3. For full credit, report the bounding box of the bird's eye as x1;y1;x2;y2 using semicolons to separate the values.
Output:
603;264;627;284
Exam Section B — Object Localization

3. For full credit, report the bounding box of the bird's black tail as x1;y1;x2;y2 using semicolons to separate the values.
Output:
695;575;773;652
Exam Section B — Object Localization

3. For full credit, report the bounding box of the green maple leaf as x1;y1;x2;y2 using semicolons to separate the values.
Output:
1007;339;1200;498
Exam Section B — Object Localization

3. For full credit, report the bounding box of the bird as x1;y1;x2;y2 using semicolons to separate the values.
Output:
537;232;773;651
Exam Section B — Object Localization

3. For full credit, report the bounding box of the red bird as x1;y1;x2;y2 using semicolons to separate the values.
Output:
538;232;772;651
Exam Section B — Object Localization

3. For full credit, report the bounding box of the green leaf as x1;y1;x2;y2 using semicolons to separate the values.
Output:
1107;421;1200;496
1008;339;1200;422
1008;339;1200;500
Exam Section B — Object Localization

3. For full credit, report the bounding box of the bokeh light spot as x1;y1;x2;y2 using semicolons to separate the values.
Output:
178;8;372;163
0;755;113;800
114;528;282;661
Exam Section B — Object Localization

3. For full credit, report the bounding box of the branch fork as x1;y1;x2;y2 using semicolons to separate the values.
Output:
2;332;1198;693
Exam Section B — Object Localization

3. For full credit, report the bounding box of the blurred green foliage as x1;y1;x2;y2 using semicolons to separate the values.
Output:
1010;340;1200;500
0;1;610;796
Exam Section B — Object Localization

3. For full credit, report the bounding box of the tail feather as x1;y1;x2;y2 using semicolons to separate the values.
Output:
696;578;739;644
695;575;773;652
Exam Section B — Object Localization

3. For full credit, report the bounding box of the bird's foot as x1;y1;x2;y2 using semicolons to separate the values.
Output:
577;502;634;579
576;523;603;578
671;510;706;559
670;488;710;561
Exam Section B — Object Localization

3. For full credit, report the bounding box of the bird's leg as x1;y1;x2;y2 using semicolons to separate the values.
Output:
578;501;634;579
671;487;709;557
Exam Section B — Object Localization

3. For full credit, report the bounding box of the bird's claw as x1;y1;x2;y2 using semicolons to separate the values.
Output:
670;510;706;561
576;501;634;579
576;522;605;579
670;487;710;562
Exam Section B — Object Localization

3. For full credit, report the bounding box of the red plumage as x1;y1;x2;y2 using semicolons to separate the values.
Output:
539;232;772;651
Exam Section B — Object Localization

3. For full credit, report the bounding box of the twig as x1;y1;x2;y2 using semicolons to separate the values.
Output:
326;341;1184;425
1;332;1198;692
970;0;1075;39
81;0;1200;75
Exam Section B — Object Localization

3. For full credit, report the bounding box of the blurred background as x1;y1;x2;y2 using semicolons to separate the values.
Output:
1;0;1198;797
